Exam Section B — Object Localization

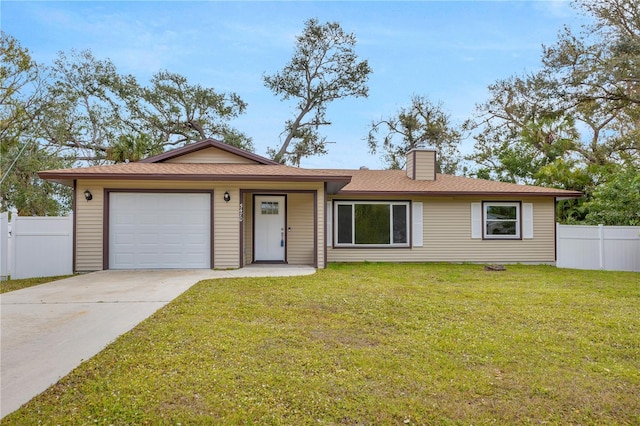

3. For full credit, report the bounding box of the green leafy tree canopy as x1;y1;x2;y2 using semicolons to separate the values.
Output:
264;18;372;166
1;32;72;214
368;95;463;174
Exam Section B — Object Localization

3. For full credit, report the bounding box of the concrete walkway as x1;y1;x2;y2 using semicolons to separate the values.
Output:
0;266;315;418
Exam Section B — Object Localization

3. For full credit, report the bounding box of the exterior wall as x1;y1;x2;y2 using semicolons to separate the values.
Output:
242;193;253;266
76;182;105;271
214;185;240;269
164;147;257;164
240;184;323;268
327;195;557;264
76;177;557;269
76;179;324;271
287;193;315;265
406;153;415;179
413;150;436;181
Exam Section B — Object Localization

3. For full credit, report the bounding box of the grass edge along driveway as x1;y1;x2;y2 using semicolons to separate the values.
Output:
4;263;639;425
0;275;74;294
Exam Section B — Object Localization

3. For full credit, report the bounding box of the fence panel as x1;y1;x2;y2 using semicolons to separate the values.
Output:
10;214;73;279
557;224;640;272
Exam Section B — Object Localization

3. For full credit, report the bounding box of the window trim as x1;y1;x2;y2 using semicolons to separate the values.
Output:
482;201;522;240
333;200;411;248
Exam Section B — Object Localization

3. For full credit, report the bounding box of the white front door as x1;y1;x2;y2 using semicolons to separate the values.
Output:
254;195;286;262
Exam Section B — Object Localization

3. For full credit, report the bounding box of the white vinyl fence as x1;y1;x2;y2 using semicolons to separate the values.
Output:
0;212;73;280
556;224;640;272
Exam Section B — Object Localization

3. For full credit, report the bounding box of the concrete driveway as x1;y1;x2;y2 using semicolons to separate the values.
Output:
0;266;315;418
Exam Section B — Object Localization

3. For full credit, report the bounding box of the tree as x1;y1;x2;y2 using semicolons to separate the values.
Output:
1;141;72;215
582;164;640;226
40;50;253;164
105;134;162;163
2;37;254;213
1;32;42;145
368;95;463;173
543;0;640;107
540;0;640;165
119;71;253;152
263;19;372;166
464;72;584;183
40;49;124;164
464;0;640;223
1;32;72;214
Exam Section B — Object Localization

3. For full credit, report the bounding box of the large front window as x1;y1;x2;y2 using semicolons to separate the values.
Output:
334;201;409;247
484;202;521;239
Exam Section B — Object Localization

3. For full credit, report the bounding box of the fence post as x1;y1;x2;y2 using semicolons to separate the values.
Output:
598;224;605;270
9;213;17;279
0;212;7;281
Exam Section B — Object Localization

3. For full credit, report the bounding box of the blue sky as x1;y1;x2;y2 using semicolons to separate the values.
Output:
2;1;587;169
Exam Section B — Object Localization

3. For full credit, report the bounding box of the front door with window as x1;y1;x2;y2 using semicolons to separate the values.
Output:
254;195;286;262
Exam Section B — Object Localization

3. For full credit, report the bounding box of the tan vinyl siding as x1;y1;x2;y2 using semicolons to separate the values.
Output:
406;152;415;179
287;193;315;265
327;195;556;264
238;182;323;268
75;184;104;271
164;147;258;164
214;185;240;268
317;192;325;268
242;193;253;266
422;197;555;262
413;150;436;181
76;179;324;270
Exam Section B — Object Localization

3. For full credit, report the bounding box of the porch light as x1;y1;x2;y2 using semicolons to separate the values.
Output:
223;191;231;203
84;189;93;202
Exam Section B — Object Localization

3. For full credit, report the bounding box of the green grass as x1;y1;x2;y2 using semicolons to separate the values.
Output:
0;275;73;294
4;264;639;425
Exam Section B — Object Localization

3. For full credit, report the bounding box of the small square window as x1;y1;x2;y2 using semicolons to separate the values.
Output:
484;202;520;239
261;201;279;215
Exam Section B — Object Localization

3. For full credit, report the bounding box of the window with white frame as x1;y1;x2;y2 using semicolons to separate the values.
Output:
334;201;410;247
483;202;521;239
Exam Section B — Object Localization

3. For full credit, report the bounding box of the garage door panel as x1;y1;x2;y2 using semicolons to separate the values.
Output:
182;234;206;244
185;213;207;224
113;233;134;244
139;233;159;244
181;195;208;209
109;192;211;269
114;254;133;268
113;213;135;225
138;215;159;225
112;195;136;209
160;212;180;222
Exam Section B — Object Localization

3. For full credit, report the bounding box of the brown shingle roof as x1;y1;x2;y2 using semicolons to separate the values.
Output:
38;162;350;181
39;163;581;198
317;169;582;197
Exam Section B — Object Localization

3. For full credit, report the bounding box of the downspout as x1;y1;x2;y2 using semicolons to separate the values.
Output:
323;182;328;269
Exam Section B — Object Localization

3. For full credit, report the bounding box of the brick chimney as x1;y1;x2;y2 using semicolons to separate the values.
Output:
406;149;437;181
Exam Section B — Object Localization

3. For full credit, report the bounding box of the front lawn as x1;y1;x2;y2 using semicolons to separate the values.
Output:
4;263;639;425
0;275;73;294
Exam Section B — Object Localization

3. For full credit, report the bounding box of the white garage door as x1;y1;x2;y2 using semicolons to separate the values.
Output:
109;192;211;269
